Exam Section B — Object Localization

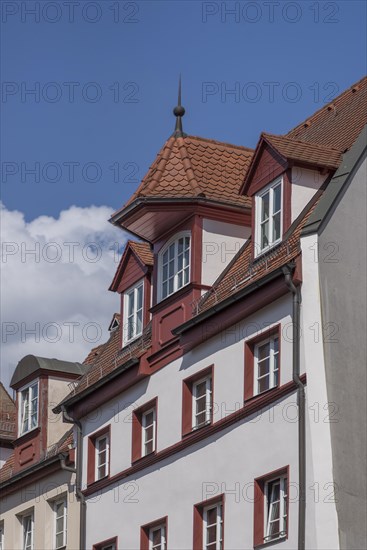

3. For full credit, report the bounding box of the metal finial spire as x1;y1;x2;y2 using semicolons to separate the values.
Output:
173;75;185;137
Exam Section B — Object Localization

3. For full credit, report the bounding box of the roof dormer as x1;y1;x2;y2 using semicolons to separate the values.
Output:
10;355;87;473
241;132;342;258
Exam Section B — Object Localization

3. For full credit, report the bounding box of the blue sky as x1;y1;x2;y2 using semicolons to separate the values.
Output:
1;0;366;220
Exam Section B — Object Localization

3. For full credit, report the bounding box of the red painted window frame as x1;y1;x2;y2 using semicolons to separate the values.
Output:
244;325;281;401
253;466;289;548
92;536;118;550
131;397;158;463
87;425;111;486
182;365;214;437
140;515;168;550
193;493;225;550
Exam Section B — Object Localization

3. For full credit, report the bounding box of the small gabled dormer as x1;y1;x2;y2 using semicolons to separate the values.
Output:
10;355;87;473
240;132;342;258
109;240;153;347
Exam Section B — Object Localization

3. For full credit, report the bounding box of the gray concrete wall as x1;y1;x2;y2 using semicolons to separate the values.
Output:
318;153;367;549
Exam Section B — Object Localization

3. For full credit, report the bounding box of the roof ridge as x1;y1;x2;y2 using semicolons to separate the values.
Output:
286;75;367;137
176;136;203;195
262;132;343;152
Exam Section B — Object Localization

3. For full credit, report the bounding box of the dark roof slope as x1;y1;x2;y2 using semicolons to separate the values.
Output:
0;383;16;442
10;355;88;388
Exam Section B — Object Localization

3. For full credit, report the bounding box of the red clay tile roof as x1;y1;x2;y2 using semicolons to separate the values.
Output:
262;133;343;170
286;75;367;151
129;241;154;266
0;428;74;484
60;322;152;402
126;135;254;208
0;383;16;442
195;195;322;315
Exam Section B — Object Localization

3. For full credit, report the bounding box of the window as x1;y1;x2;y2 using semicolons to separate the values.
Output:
265;475;288;542
253;467;288;547
244;326;281;401
0;523;4;550
93;537;117;550
254;334;279;395
203;502;223;550
123;280;144;345
140;517;167;550
54;499;67;549
159;232;191;300
193;496;224;550
19;381;38;435
87;426;111;485
182;366;213;436
255;177;282;255
95;434;109;480
132;399;158;462
23;514;33;550
192;376;212;429
142;408;156;456
149;524;166;550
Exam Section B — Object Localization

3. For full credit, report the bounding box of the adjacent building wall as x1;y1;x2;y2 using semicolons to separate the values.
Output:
318;154;367;549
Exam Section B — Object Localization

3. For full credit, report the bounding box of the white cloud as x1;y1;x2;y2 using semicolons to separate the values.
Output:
0;203;128;390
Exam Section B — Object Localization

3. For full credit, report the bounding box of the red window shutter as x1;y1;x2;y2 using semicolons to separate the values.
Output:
193;504;203;550
140;526;149;550
182;380;193;436
87;437;96;485
244;342;254;400
253;478;265;547
132;411;142;462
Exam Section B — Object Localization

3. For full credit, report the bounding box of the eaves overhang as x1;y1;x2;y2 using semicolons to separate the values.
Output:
172;262;295;337
0;454;61;492
53;356;139;415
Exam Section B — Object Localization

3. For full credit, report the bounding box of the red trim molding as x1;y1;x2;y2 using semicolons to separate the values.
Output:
140;516;168;550
193;493;225;550
182;365;214;437
254;466;289;548
87;425;111;486
83;375;305;497
92;536;118;550
244;324;281;401
132;397;158;463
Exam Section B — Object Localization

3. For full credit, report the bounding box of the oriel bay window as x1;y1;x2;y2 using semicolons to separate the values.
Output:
254;467;289;547
19;381;39;435
87;426;111;485
123;280;144;345
244;326;281;401
182;366;214;436
194;495;224;550
159;232;191;301
255;177;282;255
132;398;158;462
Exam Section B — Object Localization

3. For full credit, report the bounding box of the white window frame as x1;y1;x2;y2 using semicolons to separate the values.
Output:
254;334;279;396
123;279;144;346
95;434;109;481
100;544;116;550
22;513;34;550
54;498;67;549
255;177;283;257
142;407;156;457
149;524;166;550
203;502;223;550
0;523;4;550
158;231;191;302
192;375;212;430
264;474;288;542
19;381;39;436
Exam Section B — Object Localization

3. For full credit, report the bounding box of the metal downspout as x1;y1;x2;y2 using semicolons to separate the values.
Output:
61;406;86;550
283;266;306;550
